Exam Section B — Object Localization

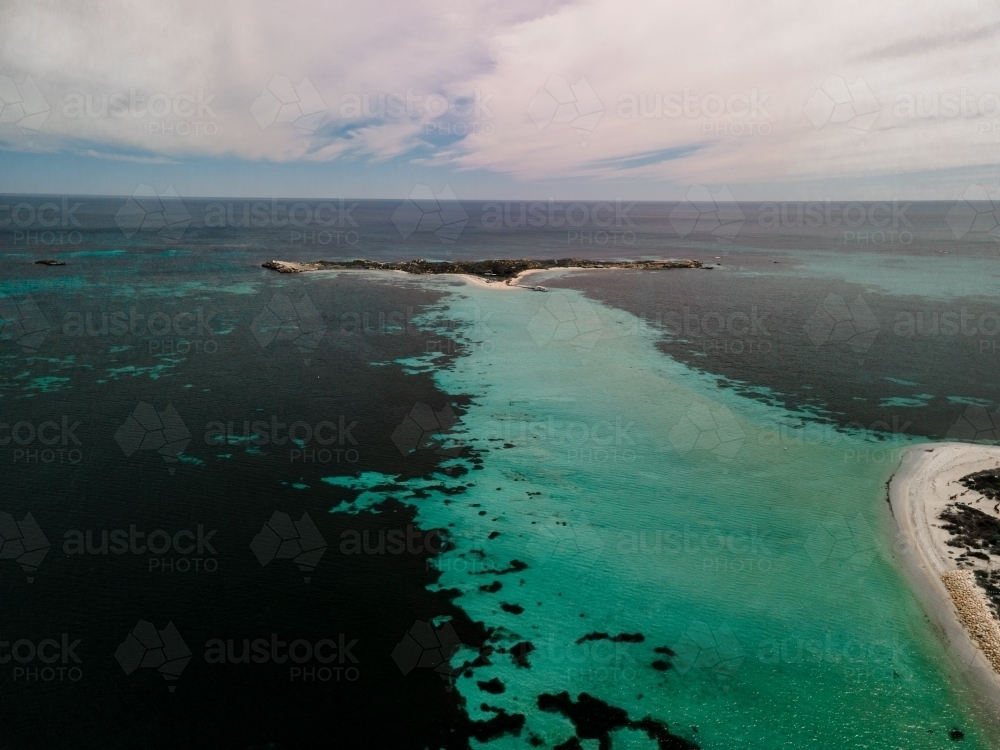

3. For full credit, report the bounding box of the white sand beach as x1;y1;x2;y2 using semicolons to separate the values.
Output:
889;443;1000;708
456;266;602;290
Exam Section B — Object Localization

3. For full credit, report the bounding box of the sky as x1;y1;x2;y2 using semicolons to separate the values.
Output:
1;0;1000;200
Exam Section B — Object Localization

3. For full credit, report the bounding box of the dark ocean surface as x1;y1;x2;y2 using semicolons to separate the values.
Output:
1;197;999;748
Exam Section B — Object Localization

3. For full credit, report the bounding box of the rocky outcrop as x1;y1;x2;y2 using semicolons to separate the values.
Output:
262;257;703;280
942;569;1000;671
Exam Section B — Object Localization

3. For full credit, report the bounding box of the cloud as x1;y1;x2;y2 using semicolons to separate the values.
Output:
77;149;178;164
1;0;999;194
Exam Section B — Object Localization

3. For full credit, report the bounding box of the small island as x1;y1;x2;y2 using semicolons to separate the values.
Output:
261;257;704;283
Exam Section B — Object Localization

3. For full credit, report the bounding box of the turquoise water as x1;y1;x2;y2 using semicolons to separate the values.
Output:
744;249;1000;301
331;275;992;749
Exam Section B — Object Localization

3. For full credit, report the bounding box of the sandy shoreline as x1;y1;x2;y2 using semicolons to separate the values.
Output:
439;266;605;290
889;442;1000;712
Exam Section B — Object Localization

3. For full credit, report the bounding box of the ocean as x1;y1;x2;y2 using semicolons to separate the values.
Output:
1;197;997;749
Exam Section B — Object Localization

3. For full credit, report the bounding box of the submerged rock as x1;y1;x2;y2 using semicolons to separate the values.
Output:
537;691;698;749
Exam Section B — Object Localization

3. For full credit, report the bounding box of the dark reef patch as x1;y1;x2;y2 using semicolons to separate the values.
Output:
477;678;506;694
480;559;529;576
511;641;535;668
575;631;645;644
537;691;698;750
467;709;526;743
0;264;501;750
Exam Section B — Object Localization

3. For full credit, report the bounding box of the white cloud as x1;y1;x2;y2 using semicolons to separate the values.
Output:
1;0;999;194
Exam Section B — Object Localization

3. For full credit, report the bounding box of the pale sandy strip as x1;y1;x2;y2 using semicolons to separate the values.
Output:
889;442;1000;715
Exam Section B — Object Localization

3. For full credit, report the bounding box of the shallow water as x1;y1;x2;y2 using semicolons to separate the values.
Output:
328;274;993;748
3;200;999;747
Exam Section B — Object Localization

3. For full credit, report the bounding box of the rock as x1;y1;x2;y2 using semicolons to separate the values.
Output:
261;257;703;280
941;569;1000;671
34;259;66;266
261;260;307;273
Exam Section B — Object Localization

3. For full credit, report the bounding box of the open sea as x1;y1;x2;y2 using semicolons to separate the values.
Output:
2;197;999;749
